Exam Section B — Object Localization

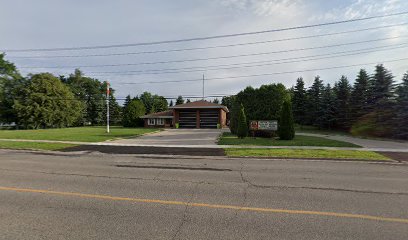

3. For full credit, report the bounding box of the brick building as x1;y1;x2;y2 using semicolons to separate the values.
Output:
140;100;228;129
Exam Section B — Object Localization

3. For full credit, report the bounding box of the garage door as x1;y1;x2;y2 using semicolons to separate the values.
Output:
199;110;219;128
179;110;196;128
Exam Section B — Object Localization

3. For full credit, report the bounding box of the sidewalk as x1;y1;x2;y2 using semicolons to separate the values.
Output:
297;133;408;150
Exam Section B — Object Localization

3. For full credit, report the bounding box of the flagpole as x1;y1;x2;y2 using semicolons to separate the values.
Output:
106;82;110;133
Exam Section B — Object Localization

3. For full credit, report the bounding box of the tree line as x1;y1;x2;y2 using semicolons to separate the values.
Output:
0;54;172;129
291;65;408;139
223;64;408;140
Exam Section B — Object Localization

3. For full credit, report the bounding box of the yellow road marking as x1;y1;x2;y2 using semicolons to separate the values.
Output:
1;186;407;224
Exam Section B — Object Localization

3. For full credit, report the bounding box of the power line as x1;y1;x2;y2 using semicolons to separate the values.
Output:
7;23;408;59
114;57;408;85
86;41;408;76
21;42;408;69
3;11;408;53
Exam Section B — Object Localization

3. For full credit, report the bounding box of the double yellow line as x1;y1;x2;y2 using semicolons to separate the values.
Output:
1;186;407;224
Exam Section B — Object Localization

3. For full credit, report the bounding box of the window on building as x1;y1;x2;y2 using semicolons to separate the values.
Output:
156;118;165;125
148;118;155;125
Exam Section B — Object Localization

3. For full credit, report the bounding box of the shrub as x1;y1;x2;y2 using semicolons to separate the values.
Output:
237;104;248;139
278;100;295;140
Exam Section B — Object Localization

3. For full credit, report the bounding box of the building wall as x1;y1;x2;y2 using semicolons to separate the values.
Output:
143;118;172;128
219;109;227;127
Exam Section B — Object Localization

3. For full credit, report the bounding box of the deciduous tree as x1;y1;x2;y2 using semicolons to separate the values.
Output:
14;73;83;129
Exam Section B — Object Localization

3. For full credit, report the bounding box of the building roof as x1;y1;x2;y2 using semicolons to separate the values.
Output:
169;100;229;112
140;110;173;119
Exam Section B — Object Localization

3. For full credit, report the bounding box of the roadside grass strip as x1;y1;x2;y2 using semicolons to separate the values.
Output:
0;126;158;142
218;133;360;148
224;148;391;161
0;186;407;224
0;140;76;151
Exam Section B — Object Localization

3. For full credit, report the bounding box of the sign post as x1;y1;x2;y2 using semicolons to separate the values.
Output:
249;120;278;131
249;120;277;137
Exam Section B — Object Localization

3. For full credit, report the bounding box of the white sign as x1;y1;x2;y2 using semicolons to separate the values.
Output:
250;120;278;130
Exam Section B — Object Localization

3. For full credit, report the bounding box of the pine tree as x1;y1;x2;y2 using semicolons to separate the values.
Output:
236;104;248;139
305;76;324;126
213;98;220;104
123;95;132;109
394;72;408;139
278;99;295;140
175;96;184;105
352;65;396;137
350;69;370;123
169;100;174;107
317;84;336;129
368;64;395;110
229;100;240;134
333;75;352;130
292;77;307;125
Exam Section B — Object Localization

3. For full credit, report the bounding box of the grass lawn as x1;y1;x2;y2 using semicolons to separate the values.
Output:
224;148;391;161
0;126;158;142
218;133;360;148
0;141;76;151
295;125;350;136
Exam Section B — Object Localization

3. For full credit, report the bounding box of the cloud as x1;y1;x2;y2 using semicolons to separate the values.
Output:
219;0;304;17
310;0;408;21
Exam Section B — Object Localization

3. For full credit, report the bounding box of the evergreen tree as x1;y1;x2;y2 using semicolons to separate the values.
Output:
368;64;395;110
107;95;122;125
292;77;307;125
316;84;336;129
123;95;132;109
169;100;174;107
175;95;184;105
236;104;248;139
352;65;396;137
305;76;324;126
229;100;240;134
213;98;220;104
64;69;106;125
333;76;352;130
278;99;295;140
394;72;408;139
350;69;370;123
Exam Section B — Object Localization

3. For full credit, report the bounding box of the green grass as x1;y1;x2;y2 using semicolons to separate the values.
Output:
295;125;350;136
0;126;159;142
0;141;76;151
224;148;391;160
218;133;360;148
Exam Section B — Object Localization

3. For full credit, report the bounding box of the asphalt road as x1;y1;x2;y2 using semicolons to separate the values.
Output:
0;149;407;239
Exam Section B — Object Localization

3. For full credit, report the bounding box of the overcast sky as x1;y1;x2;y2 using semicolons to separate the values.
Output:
1;0;408;101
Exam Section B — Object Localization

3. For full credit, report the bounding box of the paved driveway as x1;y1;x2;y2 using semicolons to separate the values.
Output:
111;129;227;146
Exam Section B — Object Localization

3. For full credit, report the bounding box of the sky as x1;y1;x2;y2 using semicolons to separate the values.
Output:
1;0;408;102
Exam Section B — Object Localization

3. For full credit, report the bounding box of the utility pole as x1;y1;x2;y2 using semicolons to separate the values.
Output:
202;74;205;100
106;81;110;133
